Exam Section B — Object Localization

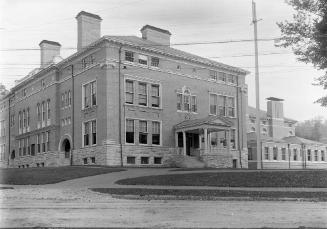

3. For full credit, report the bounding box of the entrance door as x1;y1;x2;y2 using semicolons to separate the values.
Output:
186;134;192;156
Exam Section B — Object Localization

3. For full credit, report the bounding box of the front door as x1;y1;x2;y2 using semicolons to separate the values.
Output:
186;134;192;156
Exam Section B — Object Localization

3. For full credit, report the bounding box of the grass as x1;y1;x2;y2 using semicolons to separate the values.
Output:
116;170;327;188
91;188;327;200
0;166;125;185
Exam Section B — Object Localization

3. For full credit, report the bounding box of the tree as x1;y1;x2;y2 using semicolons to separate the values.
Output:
276;0;327;106
295;116;327;141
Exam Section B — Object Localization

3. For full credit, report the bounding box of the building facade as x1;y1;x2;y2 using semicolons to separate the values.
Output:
247;98;327;169
0;11;249;169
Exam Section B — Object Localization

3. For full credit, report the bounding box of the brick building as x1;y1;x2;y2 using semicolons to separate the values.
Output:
247;97;327;169
0;11;249;168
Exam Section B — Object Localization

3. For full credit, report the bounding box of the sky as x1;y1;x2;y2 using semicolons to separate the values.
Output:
0;0;326;121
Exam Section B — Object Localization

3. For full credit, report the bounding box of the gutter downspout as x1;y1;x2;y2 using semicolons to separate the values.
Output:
118;46;123;167
236;77;243;168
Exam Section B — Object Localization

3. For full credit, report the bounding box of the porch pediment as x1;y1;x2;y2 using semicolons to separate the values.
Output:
174;115;233;131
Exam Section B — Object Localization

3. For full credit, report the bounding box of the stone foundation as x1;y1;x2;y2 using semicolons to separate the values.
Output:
10;151;70;168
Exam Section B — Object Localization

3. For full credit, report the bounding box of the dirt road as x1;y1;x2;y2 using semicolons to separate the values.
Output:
1;187;327;228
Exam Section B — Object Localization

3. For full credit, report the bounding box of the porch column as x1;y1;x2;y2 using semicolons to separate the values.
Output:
226;129;231;152
175;132;179;148
182;131;187;156
204;128;208;153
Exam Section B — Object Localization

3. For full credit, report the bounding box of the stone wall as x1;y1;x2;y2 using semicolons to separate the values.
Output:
10;151;70;168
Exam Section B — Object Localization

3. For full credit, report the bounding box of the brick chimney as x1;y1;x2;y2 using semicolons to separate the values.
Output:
39;40;61;68
266;97;284;119
76;11;102;52
140;25;171;46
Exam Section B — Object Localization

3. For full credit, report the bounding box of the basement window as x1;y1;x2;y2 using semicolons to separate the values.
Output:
91;157;95;164
141;157;149;164
154;157;162;164
83;158;88;164
127;156;136;164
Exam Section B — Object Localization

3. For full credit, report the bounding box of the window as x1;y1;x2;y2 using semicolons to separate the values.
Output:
47;100;50;120
183;93;190;111
138;82;147;106
138;54;148;65
141;156;149;164
42;102;45;122
227;74;236;84
18;111;22;132
231;129;236;149
27;108;30;128
273;147;278;160
23;110;26;128
322;150;325;161
126;119;134;144
22;88;27;97
151;57;159;67
191;96;197;113
264;147;269;160
42;133;46;152
307;149;311;161
91;120;96;145
293;148;297;161
248;147;253;160
177;93;182;110
227;97;235;117
127;156;135;164
61;93;65;107
210;70;218;80
31;144;35;156
151;84;160;107
177;65;181;70
68;90;71;106
125;51;134;62
139;120;148;144
154;157;162;164
18;140;21;156
83;81;96;109
27;137;30;155
37;134;40;153
91;157;95;164
0;120;4;137
65;91;68;107
83;158;88;164
46;131;50;151
41;79;45;87
10;114;14;127
281;148;286;160
210;94;217;115
152;121;160;145
125;80;134;104
314;150;318;161
218;95;226;116
23;138;26;155
83;122;90;146
218;72;226;82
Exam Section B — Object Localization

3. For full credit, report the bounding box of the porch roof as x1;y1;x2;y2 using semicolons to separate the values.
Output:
174;115;233;131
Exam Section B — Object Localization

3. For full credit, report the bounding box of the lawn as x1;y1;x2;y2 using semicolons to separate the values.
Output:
116;170;327;188
0;166;125;185
91;188;327;201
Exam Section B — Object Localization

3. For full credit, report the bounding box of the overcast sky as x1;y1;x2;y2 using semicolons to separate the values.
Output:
0;0;326;121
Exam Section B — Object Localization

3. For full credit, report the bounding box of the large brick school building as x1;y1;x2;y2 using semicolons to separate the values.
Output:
0;11;249;168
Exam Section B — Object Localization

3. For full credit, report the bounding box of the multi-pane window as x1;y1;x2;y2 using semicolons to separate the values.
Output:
68;90;71;106
65;92;68;106
126;119;134;144
177;94;182;110
210;94;218;115
23;138;26;155
36;134;40;153
27;108;30;128
18;140;21;156
264;147;269;160
314;150;318;161
10;114;14;127
47;100;50;120
138;54;148;65
151;84;160;107
138;82;147;106
191;96;197;113
139;120;148;144
227;97;235;117
83;81;96;109
37;103;41;122
183;93;190;111
307;149;311;161
42;102;45;122
293;148;298;161
322;150;325;161
210;70;218;80
281;148;286;160
230;129;236;149
18;111;22;132
83;122;90;146
46;131;50;151
125;51;134;62
125;80;134;104
61;93;65;107
218;72;227;82
23;110;26;128
218;95;226;116
227;74;236;84
91;120;96;145
152;121;160;145
273;147;278;160
42;133;46;152
151;57;159;67
27;137;30;155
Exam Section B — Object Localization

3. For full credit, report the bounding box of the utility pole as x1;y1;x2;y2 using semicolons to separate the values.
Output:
252;1;262;169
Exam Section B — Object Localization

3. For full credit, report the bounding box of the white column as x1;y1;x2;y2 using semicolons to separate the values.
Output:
204;128;208;153
226;129;231;152
199;134;202;149
183;131;187;156
175;132;179;148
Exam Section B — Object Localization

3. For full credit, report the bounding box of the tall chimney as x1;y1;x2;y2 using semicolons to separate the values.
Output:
76;11;102;51
39;40;61;68
266;97;284;119
140;25;171;46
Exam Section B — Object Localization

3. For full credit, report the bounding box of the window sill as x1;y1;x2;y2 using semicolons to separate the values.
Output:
124;103;163;110
82;105;97;112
